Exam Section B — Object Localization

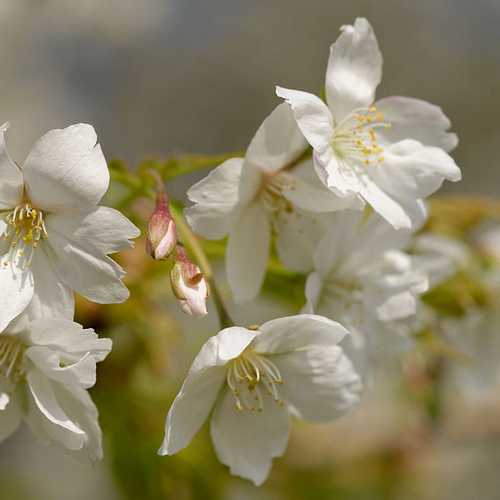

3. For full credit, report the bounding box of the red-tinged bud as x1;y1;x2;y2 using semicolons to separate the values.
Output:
170;246;209;316
147;191;177;260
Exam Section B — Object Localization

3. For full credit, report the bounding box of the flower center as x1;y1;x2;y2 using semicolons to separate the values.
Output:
0;334;26;384
2;203;47;267
332;106;391;167
226;348;284;412
259;172;294;216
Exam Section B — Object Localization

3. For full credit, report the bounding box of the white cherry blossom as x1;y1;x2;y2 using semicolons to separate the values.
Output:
185;103;358;303
158;314;361;485
0;123;140;331
277;17;461;230
0;315;111;461
304;210;429;343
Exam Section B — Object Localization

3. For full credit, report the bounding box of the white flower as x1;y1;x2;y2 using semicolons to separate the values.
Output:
0;315;111;461
304;210;428;340
276;17;461;230
158;314;361;485
185;103;358;303
0;123;140;331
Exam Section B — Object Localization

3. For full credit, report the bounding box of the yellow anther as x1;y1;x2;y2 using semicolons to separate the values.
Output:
369;106;377;112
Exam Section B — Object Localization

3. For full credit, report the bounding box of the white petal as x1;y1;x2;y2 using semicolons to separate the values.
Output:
0;392;21;443
226;202;270;303
254;314;348;354
316;211;412;277
356;169;412;230
312;209;365;275
159;366;226;456
53;384;104;462
159;327;256;455
210;387;290;486
0;253;34;332
25;319;111;389
185;158;244;239
25;248;75;321
46;207;140;255
26;317;111;362
276;86;334;153
363;251;428;321
274;211;320;272
375;96;458;152
26;372;86;450
23;124;109;211
246;103;307;173
273;345;362;422
325;18;382;122
281;169;359;213
26;347;98;388
372;139;461;202
313;149;365;197
45;222;130;304
0;123;23;209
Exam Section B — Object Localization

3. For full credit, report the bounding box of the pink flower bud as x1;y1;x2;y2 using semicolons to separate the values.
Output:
170;246;209;316
147;191;177;260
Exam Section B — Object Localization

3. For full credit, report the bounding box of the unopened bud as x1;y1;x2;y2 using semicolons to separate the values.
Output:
147;191;177;260
170;246;209;316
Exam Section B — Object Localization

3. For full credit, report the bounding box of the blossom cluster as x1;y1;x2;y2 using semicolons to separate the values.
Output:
159;18;462;485
0;16;468;489
0;123;139;460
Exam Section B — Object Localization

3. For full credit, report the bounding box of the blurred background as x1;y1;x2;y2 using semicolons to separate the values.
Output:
2;1;500;499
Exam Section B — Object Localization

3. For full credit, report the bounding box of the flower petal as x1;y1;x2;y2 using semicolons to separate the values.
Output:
281;168;360;213
45;220;130;304
226;202;270;303
273;345;362;422
210;387;290;486
46;207;140;255
26;372;86;450
325;18;382;122
185;158;244;240
375;96;458;152
246;103;307;173
25;318;111;388
53;384;104;462
313;149;365;197
23;124;109;211
276;86;334;153
274;212;320;272
355;169;412;230
372;139;461;202
315;211;412;277
26;317;111;361
363;251;428;321
159;327;256;455
0;123;23;210
26;347;98;389
0;252;34;332
254;314;349;354
25;248;75;321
